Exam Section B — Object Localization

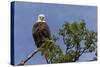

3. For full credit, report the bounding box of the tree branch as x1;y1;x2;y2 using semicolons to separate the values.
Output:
62;36;69;54
73;42;80;62
79;47;89;57
17;43;46;66
79;48;86;57
45;56;50;64
17;48;39;66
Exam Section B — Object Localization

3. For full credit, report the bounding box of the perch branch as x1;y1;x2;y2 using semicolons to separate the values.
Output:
17;48;39;66
17;44;45;66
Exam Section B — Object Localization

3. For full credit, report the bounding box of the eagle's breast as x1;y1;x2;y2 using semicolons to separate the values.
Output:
32;22;51;48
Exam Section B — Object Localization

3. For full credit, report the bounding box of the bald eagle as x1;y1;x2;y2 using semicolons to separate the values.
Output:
32;14;51;48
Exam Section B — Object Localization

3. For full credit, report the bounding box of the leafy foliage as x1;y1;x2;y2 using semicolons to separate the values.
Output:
40;20;97;63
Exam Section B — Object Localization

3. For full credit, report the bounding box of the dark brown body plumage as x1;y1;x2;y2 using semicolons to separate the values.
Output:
32;22;51;48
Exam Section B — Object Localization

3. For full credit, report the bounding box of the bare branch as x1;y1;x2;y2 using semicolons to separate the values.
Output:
79;48;86;57
17;43;46;66
17;48;39;66
45;56;50;64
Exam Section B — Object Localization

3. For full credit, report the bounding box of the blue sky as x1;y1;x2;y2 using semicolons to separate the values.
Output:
13;1;97;65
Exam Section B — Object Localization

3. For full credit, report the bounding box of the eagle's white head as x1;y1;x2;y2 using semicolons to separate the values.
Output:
37;14;45;22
